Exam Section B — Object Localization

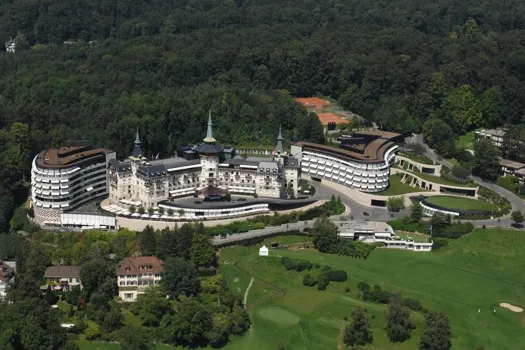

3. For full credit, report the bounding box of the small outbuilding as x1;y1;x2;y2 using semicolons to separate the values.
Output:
259;245;269;256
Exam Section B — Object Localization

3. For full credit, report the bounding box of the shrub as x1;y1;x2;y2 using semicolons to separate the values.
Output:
317;276;329;290
83;325;101;340
403;297;423;312
357;282;371;293
327;269;348;282
302;273;317;287
432;238;448;250
387;196;405;212
280;257;313;272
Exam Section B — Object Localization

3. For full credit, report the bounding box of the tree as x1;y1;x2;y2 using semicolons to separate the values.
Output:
147;207;154;215
302;273;317;287
410;202;423;222
162;299;212;346
481;86;503;127
80;259;116;299
312;216;340;253
0;298;67;349
158;207;165;215
167;208;174;216
189;235;216;267
511;211;524;226
139;225;157;256
101;307;123;333
0;192;14;233
129;205;136;214
502;125;525;162
134;287;172;326
45;286;58;305
387;196;404;212
118;326;154;350
137;206;145;215
162;257;200;299
472;139;500;181
343;308;373;346
419;311;451;350
442;85;482;133
422;119;456;158
386;296;413;343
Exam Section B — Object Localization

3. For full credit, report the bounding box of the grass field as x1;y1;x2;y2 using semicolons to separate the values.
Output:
413;172;478;188
426;196;498;211
399;153;434;165
376;174;421;196
221;230;525;350
456;131;476;150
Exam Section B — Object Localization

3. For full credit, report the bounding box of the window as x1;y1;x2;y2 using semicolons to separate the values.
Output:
124;293;133;299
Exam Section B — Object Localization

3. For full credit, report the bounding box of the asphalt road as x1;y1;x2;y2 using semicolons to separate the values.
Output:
216;136;525;245
410;134;525;228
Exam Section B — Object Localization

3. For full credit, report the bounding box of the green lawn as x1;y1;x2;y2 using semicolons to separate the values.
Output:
399;153;434;165
221;229;525;350
376;174;421;196
413;172;478;188
456;131;477;151
425;196;498;211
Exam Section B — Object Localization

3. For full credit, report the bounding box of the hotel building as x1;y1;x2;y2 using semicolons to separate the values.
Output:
107;113;299;209
31;142;116;226
291;130;400;193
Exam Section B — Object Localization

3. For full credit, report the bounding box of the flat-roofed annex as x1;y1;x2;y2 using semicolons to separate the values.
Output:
36;146;114;169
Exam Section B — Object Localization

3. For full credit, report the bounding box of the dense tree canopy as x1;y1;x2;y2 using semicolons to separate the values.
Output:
1;0;525;225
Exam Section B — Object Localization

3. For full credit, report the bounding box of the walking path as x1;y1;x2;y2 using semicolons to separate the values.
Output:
233;261;286;310
243;277;254;308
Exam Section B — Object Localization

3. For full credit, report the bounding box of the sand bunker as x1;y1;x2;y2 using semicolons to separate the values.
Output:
500;303;523;313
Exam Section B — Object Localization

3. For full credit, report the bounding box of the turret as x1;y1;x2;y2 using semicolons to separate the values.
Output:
131;128;143;158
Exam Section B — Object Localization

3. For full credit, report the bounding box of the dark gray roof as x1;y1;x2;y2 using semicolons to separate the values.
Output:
109;159;132;172
44;266;80;278
258;161;280;173
285;156;299;168
136;158;200;178
197;143;223;154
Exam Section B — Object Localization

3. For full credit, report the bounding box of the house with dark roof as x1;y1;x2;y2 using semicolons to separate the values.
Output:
44;266;82;291
116;256;164;302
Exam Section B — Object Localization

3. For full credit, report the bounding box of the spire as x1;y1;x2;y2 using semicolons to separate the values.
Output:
131;127;143;158
203;110;216;143
275;124;284;154
134;128;141;144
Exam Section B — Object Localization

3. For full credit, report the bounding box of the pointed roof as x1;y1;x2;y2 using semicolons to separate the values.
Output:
203;110;216;143
197;110;222;155
131;128;143;158
275;125;284;154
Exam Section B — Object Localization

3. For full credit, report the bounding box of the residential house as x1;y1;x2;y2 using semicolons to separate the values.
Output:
44;266;82;291
0;261;15;298
116;256;163;302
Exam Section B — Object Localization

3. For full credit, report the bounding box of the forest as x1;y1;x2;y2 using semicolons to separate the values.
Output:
1;0;525;226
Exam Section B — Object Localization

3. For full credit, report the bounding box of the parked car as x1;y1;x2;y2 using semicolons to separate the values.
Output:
237;198;247;202
194;200;202;204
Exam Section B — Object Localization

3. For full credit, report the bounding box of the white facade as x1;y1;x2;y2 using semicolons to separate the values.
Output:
336;221;432;252
259;245;269;256
294;147;396;193
108;123;299;210
31;147;116;225
116;257;163;302
420;201;460;217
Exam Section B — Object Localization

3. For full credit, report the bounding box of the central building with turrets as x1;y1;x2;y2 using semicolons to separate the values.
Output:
107;112;299;209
